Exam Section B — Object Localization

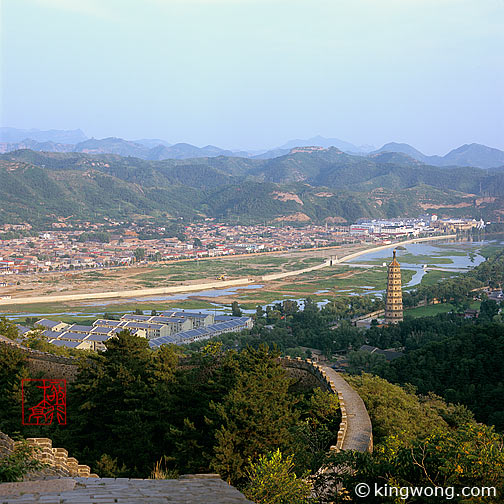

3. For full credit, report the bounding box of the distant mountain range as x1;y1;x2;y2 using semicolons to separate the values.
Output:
371;142;504;170
278;135;373;153
1;147;503;227
248;136;375;159
0;135;238;161
133;138;172;148
1;127;503;169
0;127;87;144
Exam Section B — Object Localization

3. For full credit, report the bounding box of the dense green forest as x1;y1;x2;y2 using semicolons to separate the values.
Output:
1;148;502;225
1;316;503;502
0;332;340;497
1;250;504;501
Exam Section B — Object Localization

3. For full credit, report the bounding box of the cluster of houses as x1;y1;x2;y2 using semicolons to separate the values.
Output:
349;215;485;238
182;221;353;254
0;221;362;276
1;215;486;278
0;233;132;274
24;310;253;351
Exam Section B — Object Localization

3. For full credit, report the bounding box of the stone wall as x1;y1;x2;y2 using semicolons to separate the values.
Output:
282;363;327;391
0;431;97;479
280;357;349;451
351;309;385;324
280;357;372;453
25;353;79;382
0;339;79;382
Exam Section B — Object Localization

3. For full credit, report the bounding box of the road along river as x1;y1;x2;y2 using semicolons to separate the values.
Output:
0;235;456;307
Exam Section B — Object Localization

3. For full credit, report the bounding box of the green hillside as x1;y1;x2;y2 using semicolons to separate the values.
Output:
0;160;202;224
1;149;502;226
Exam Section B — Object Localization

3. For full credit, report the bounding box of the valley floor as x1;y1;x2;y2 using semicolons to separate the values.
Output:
0;235;466;323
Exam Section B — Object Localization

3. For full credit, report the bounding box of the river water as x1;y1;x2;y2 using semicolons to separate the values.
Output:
342;239;489;297
5;238;499;319
243;238;496;312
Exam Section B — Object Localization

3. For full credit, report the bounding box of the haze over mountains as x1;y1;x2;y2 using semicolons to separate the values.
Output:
1;146;503;227
2;127;504;169
371;142;504;170
0;127;88;144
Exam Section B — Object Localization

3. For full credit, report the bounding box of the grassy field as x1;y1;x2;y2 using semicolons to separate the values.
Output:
1;240;485;322
1;296;230;323
292;266;414;290
230;266;416;310
405;303;456;318
353;255;453;266
396;253;453;264
1;263;417;320
418;269;462;287
429;247;472;257
130;255;323;286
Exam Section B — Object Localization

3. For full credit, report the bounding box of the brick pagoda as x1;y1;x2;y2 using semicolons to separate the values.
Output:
385;250;403;324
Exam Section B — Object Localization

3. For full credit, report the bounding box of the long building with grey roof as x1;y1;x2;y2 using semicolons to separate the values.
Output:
34;311;253;352
149;316;253;348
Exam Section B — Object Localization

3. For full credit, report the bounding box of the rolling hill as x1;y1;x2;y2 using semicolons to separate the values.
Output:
372;142;504;169
0;135;237;161
1;148;502;226
3;128;503;169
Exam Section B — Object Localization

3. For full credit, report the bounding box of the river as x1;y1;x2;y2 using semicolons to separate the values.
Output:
244;238;497;312
4;237;500;320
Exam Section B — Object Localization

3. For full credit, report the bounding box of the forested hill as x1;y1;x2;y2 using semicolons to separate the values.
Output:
1;148;503;225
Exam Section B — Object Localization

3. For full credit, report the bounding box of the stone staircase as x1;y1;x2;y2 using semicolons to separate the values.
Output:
0;432;98;479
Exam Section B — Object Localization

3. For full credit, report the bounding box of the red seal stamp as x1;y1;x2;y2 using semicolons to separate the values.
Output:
22;379;67;425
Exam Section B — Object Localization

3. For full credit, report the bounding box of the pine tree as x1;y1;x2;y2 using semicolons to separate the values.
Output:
231;301;242;317
0;316;20;340
0;344;27;434
211;345;298;483
163;348;239;474
66;331;160;476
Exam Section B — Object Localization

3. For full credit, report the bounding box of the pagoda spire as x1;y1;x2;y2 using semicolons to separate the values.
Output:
385;250;403;324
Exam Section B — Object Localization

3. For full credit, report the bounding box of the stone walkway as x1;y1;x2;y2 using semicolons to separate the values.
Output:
322;367;373;452
0;476;254;504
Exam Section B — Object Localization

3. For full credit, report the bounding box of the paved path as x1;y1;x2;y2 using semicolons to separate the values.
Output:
335;234;456;263
322;366;373;452
0;277;256;306
0;476;253;504
0;235;455;307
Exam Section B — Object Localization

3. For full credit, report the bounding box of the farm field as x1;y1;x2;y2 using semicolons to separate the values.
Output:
1;236;483;324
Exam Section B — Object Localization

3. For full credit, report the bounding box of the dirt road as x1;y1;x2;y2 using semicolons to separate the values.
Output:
0;235;455;307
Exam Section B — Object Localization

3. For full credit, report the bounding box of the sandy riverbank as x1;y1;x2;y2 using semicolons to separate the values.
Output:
0;234;456;306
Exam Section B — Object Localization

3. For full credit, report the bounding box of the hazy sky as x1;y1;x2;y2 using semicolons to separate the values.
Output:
2;0;503;153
